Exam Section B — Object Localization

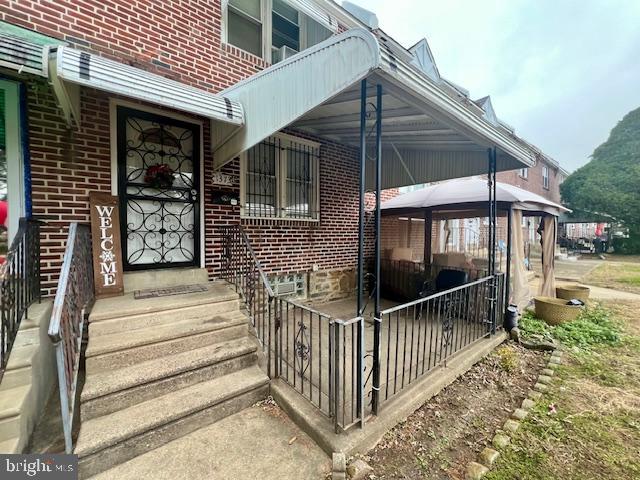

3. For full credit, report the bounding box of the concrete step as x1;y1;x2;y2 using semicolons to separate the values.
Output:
86;313;248;373
124;268;210;293
76;366;270;478
89;282;239;323
81;337;259;421
0;384;30;442
0;365;32;389
0;436;20;454
4;344;37;370
12;326;40;348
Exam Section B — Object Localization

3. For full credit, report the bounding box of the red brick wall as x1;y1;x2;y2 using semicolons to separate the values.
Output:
1;0;269;92
3;1;365;295
496;159;562;204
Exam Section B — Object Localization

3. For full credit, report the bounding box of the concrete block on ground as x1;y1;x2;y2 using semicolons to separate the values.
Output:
479;447;500;466
492;432;510;449
538;375;552;385
534;383;549;393
528;390;543;400
466;462;489;480
346;459;373;480
503;419;520;434
541;368;554;376
511;408;528;421
521;398;535;410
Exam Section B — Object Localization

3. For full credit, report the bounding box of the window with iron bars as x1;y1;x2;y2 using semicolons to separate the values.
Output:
241;134;320;220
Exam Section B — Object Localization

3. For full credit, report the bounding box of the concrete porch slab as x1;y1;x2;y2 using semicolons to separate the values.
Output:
90;403;331;480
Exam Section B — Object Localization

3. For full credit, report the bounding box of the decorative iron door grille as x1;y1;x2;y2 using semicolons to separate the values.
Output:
117;107;201;270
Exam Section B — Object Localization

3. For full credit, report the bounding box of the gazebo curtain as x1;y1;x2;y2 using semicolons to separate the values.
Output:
538;216;557;297
510;209;531;310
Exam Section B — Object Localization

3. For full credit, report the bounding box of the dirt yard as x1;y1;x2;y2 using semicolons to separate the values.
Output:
365;344;547;479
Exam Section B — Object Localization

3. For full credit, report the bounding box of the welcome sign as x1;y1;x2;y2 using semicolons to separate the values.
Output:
89;192;124;297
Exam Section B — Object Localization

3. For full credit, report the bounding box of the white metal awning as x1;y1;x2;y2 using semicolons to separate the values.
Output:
0;32;49;77
49;46;244;129
213;28;535;189
283;0;339;31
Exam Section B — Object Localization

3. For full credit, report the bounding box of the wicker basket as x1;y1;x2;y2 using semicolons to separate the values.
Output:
556;285;590;303
534;296;583;325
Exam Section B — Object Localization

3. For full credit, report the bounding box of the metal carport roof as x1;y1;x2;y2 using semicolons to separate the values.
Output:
213;28;536;189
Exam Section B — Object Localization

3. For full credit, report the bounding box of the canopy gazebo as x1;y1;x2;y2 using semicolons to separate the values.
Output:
381;177;569;310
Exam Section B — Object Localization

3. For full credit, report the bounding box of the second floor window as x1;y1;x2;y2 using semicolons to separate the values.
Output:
519;167;528;179
543;165;549;189
227;0;263;57
224;0;334;62
241;135;320;220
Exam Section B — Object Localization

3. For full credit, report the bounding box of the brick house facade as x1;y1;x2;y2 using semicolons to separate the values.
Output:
2;1;379;299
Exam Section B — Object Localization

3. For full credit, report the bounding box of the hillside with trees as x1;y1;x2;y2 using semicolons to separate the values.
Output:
561;106;640;252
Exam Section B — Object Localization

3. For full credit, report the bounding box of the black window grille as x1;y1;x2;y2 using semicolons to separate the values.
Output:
243;136;319;220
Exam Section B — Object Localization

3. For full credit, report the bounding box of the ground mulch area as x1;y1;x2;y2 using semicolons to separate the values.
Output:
365;343;547;479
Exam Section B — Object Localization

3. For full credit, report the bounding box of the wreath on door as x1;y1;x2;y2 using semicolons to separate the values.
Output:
144;164;175;189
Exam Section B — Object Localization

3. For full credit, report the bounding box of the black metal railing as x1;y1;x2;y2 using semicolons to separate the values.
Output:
48;223;94;453
373;273;505;408
221;225;503;433
220;225;364;432
0;218;42;381
220;224;277;376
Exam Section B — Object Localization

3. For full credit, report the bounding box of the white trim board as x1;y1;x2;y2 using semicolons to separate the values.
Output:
1;79;25;242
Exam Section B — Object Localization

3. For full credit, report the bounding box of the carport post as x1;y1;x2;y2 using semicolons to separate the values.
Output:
424;209;433;264
356;78;366;423
372;83;383;416
506;206;513;306
488;147;498;332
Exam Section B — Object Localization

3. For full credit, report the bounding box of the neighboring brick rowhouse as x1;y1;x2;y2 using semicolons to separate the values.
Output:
497;159;562;204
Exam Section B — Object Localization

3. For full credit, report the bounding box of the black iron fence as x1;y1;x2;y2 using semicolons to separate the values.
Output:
0;218;42;381
221;225;504;433
220;225;364;432
48;223;95;453
373;273;505;408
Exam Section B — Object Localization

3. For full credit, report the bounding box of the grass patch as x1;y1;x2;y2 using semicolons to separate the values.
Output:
584;262;640;294
520;303;622;349
487;300;640;480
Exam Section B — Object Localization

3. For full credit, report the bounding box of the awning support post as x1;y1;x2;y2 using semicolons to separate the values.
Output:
356;78;366;425
506;206;513;307
488;147;498;333
424;210;433;265
372;83;383;416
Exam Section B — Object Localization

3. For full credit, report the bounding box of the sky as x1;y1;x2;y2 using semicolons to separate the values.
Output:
352;0;640;172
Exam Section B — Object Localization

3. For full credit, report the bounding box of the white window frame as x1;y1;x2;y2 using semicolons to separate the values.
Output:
542;165;549;189
518;167;528;179
222;0;333;63
240;133;320;221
